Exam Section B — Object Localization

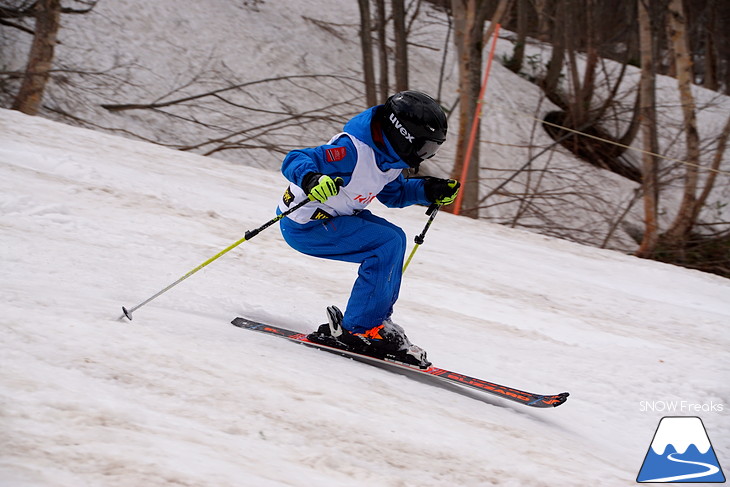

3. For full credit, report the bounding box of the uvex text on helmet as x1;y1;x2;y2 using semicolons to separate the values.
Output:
381;91;447;168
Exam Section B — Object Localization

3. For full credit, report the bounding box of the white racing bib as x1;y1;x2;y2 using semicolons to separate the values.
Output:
279;133;402;224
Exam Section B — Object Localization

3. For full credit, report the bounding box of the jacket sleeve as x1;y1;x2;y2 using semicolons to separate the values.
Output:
281;136;358;187
376;175;431;208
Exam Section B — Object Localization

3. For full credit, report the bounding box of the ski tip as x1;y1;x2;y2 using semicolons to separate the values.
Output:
528;391;570;408
550;392;570;407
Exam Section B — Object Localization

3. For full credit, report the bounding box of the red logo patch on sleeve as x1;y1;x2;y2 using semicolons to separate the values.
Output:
325;147;347;162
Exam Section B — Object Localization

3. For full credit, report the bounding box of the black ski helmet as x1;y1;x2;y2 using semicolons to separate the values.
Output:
380;91;447;169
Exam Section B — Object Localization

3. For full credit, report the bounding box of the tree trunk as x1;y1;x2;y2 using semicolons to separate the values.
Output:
635;0;660;258
392;0;409;91
702;0;718;91
561;0;598;129
695;114;730;223
12;0;61;115
375;0;389;101
505;0;527;73
534;0;551;42
663;0;701;246
448;0;488;218
448;0;510;218
541;1;565;99
580;0;598;118
358;0;378;106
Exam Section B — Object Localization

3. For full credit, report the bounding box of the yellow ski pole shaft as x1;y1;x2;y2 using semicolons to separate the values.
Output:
402;203;441;274
119;197;311;321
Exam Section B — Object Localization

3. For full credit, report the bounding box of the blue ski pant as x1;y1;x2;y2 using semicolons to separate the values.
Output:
279;210;406;333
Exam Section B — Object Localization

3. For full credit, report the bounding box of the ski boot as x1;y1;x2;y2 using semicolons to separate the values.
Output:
307;305;367;351
361;317;431;369
308;306;431;369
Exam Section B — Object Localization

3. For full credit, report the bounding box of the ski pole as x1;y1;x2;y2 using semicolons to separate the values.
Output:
119;197;311;321
402;203;441;273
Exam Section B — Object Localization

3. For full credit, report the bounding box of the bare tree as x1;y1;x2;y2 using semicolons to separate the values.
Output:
539;0;643;182
453;0;728;275
2;0;99;114
392;0;408;91
540;1;564;96
663;0;701;246
635;0;660;257
448;0;511;218
375;0;390;100
504;0;528;74
361;0;415;103
11;0;61;114
533;0;551;41
358;0;378;106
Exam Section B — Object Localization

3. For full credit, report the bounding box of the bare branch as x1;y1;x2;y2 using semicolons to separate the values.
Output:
100;74;360;112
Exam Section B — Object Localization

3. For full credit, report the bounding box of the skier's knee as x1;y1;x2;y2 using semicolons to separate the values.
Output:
391;226;407;253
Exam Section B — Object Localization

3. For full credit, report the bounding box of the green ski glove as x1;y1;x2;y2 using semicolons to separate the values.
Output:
302;173;343;203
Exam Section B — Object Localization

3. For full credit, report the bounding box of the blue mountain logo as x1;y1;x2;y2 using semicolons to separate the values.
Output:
637;416;726;483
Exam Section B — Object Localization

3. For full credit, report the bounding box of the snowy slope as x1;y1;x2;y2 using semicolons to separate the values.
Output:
1;108;728;486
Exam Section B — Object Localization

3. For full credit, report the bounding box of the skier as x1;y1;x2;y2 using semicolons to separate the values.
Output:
277;91;459;367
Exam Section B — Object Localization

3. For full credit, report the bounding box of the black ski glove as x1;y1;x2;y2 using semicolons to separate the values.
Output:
423;177;460;205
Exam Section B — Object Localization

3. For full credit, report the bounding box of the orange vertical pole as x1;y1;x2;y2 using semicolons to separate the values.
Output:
453;23;501;216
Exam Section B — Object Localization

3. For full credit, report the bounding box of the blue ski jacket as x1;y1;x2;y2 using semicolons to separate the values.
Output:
280;106;431;209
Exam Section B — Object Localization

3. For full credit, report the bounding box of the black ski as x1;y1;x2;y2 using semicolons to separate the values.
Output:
232;317;569;408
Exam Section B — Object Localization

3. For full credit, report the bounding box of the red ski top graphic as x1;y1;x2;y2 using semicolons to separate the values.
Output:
326;147;347;162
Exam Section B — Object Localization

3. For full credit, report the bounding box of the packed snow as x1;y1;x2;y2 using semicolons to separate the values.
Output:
1;108;728;486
